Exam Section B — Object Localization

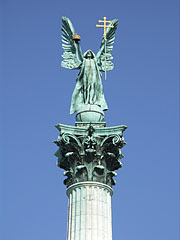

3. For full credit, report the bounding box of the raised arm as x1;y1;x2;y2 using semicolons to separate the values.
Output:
76;42;83;62
61;17;82;69
96;38;105;61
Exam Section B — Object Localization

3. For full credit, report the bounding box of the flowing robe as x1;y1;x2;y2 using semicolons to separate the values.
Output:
70;51;108;114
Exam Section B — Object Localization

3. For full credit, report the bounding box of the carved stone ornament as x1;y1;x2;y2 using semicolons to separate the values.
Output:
54;123;127;187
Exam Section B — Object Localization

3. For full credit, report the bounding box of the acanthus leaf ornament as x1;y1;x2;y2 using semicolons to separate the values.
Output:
54;124;127;187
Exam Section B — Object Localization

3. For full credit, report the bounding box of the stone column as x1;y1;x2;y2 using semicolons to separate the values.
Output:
54;123;127;240
66;182;113;240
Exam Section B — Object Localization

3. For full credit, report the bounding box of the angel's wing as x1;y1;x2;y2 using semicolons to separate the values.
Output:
96;19;119;72
61;16;82;69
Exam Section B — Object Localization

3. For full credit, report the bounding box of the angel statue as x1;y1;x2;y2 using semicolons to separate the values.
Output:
61;16;119;117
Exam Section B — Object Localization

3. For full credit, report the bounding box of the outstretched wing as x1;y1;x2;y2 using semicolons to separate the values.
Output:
96;19;119;72
61;16;81;69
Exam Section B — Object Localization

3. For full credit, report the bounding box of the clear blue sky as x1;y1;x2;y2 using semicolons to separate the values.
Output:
0;0;179;239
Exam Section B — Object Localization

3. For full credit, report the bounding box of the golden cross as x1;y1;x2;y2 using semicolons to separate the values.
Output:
96;17;114;39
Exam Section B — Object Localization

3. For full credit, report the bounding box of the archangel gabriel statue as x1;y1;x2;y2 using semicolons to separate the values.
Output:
61;16;119;122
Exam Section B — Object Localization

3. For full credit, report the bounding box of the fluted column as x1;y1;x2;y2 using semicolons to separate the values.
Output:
66;182;113;240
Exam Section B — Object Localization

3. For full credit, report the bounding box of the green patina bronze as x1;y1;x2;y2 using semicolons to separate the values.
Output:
61;16;119;116
54;124;127;187
54;17;127;187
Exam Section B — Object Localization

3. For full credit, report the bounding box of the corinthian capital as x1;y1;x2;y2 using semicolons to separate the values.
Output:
54;124;127;187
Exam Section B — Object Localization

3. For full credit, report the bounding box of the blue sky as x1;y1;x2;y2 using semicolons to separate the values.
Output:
0;0;179;239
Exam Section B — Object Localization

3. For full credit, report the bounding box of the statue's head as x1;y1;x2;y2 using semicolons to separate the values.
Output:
84;50;95;59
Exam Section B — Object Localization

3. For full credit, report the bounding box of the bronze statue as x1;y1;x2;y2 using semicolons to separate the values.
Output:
61;16;119;115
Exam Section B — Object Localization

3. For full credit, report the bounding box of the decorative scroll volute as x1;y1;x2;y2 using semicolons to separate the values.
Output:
54;124;127;187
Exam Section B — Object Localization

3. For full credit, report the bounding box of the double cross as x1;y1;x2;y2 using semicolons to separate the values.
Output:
96;17;114;80
96;17;114;39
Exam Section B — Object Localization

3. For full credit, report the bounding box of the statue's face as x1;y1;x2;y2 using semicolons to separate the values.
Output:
86;51;93;59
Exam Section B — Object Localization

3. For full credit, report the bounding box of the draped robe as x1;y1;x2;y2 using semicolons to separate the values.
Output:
70;50;108;114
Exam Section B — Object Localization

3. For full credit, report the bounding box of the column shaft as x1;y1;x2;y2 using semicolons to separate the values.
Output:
66;182;113;240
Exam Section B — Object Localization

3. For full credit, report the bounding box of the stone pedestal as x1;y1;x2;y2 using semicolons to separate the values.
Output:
66;182;113;240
